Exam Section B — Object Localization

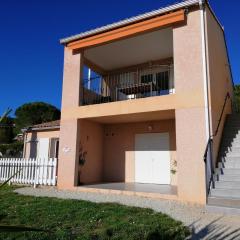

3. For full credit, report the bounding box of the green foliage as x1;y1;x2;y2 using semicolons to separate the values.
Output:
0;142;23;157
14;102;60;133
234;85;240;112
0;186;190;240
0;126;13;144
0;109;14;144
0;108;12;123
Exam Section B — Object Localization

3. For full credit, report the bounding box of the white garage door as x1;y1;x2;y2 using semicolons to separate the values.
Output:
135;133;170;184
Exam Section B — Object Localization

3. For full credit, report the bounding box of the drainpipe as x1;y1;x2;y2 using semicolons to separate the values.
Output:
199;0;211;141
200;0;215;198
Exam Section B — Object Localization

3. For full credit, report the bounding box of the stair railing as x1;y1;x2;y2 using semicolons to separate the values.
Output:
204;92;231;196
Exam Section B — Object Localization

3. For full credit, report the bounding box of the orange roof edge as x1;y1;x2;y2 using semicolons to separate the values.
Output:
67;9;185;50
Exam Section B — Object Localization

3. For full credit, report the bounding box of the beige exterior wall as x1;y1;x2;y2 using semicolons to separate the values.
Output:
24;129;59;158
173;9;207;204
79;120;104;184
57;7;232;205
75;119;176;185
103;120;177;185
205;6;233;164
61;92;204;121
57;48;84;189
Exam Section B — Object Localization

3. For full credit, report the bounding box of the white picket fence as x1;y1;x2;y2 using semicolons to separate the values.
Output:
0;158;57;187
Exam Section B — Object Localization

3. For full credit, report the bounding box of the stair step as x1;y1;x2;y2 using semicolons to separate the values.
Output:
215;168;240;175
214;181;240;189
219;152;240;158
222;146;240;152
210;188;240;198
219;161;240;168
207;196;240;212
218;174;240;181
222;156;240;162
206;205;240;215
224;152;240;157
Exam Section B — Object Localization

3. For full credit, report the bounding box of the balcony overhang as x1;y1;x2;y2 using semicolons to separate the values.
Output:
61;91;205;124
67;10;185;51
82;27;174;71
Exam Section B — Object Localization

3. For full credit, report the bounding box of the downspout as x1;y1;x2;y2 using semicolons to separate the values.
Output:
200;0;213;200
199;0;211;141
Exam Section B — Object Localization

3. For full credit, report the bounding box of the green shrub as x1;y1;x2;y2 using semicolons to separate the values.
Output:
0;126;13;144
0;142;23;157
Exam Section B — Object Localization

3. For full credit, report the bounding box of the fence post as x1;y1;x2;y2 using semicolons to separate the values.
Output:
33;158;37;188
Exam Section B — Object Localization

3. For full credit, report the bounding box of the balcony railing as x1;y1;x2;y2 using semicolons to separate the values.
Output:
81;64;174;105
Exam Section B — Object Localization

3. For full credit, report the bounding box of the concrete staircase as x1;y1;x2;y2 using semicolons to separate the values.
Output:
207;114;240;214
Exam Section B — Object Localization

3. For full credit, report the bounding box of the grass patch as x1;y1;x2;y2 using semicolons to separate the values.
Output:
0;186;190;240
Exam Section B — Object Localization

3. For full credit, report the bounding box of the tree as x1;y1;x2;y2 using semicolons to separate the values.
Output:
15;102;60;133
0;108;12;123
234;84;240;113
0;108;13;144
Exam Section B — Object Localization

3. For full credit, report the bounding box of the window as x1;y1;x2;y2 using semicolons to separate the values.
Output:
156;71;169;90
141;74;153;84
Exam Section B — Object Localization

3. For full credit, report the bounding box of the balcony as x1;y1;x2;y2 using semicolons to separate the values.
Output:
81;63;174;106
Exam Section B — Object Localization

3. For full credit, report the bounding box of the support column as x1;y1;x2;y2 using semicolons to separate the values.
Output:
176;108;207;204
173;9;209;204
57;47;83;189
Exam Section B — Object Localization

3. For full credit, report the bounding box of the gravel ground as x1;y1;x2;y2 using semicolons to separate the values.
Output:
15;187;240;240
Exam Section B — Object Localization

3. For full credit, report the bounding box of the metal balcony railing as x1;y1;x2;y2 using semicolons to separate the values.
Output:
81;65;174;105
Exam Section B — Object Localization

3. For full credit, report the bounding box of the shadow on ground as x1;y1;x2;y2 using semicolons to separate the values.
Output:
189;217;240;240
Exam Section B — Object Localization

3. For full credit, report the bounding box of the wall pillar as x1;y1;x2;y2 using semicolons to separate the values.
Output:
175;108;207;204
173;10;208;204
57;47;83;189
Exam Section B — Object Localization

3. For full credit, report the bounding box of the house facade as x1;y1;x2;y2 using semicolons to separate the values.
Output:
57;0;233;205
23;120;60;159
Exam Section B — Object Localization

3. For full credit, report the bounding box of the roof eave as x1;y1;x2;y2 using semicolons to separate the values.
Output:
22;126;60;133
60;0;200;45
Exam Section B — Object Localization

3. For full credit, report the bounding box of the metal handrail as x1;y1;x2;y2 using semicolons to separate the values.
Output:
212;92;230;137
204;92;231;195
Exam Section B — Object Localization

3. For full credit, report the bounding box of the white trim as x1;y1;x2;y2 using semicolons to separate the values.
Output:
199;0;210;141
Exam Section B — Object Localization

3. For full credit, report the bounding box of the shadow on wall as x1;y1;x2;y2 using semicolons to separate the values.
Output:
29;132;37;158
103;121;176;183
189;217;240;240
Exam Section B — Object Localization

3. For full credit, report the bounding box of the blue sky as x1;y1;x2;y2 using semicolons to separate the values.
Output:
0;0;239;116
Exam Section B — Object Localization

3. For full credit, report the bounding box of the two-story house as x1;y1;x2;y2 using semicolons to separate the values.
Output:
41;0;235;207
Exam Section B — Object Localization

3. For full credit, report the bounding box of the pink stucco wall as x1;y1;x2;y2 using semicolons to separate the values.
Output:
205;6;233;164
57;6;231;204
23;130;59;158
173;9;207;204
103;120;177;185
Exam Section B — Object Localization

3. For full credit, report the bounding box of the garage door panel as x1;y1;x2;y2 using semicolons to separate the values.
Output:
135;133;170;184
151;151;170;184
135;151;152;183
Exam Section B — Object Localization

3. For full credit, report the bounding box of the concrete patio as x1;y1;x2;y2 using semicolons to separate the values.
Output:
77;182;178;200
